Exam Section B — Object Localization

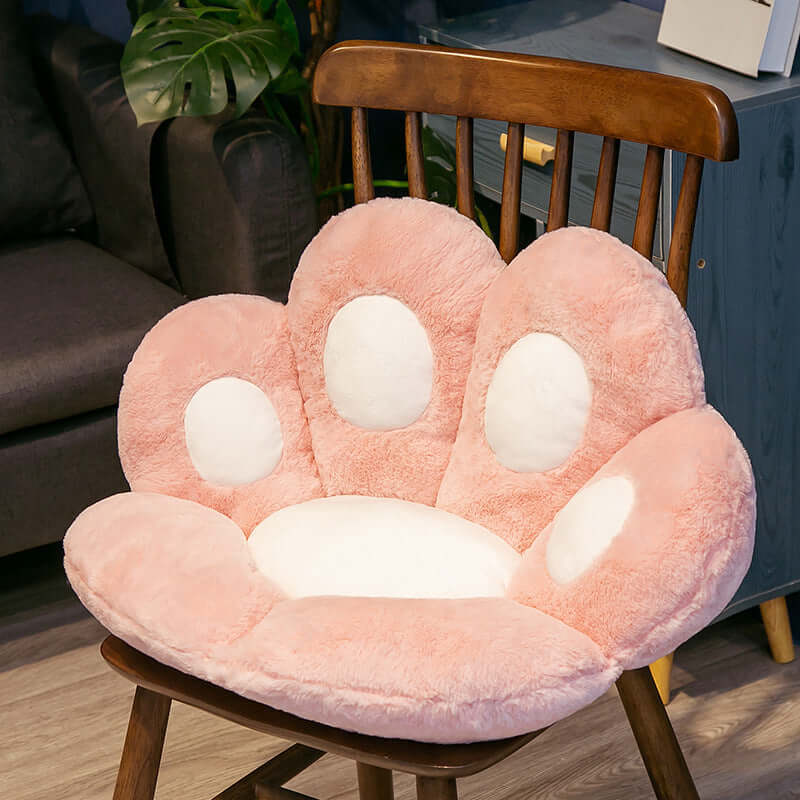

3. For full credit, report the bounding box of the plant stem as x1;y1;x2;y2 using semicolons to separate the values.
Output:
317;180;409;199
476;206;493;239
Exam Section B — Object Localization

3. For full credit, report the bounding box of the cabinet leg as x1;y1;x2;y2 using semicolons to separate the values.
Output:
113;686;171;800
760;596;795;664
649;652;675;704
357;763;394;800
616;667;699;800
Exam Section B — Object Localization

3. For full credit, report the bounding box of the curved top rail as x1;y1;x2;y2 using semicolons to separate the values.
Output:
313;41;738;161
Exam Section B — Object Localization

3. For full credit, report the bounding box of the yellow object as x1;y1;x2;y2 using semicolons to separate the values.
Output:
499;132;556;166
649;652;675;705
760;596;796;664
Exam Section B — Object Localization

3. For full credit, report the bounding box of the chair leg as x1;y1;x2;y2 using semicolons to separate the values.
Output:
357;763;394;800
616;667;699;800
649;652;675;705
416;776;458;800
113;686;172;800
760;596;796;664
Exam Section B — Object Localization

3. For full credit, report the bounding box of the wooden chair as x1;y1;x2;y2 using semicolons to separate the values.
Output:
105;41;742;800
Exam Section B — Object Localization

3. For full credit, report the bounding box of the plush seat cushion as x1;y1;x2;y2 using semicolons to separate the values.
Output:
64;492;618;743
232;596;618;743
0;2;91;239
64;199;756;744
0;238;183;435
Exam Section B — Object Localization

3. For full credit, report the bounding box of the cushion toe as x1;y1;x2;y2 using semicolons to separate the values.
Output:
64;492;280;674
221;596;619;743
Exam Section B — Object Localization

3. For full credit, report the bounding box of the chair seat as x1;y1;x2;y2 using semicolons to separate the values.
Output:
0;237;182;435
101;635;542;778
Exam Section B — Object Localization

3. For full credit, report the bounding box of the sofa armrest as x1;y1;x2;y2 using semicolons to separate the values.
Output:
152;113;318;302
29;16;177;288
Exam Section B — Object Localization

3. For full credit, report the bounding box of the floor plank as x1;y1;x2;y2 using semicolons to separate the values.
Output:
1;608;798;800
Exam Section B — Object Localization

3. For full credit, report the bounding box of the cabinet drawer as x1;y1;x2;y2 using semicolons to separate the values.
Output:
425;114;665;263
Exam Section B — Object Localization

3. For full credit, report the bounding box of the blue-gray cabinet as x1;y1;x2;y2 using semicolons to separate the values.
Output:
420;0;800;619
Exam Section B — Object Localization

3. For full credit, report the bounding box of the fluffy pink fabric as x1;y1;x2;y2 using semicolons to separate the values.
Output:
64;521;620;743
222;597;619;743
437;227;706;551
118;295;322;534
64;492;281;676
62;204;757;745
287;197;504;503
508;406;756;668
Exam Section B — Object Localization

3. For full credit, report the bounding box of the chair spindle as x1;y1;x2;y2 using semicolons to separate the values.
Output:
632;145;664;260
547;129;574;232
456;116;475;219
591;136;620;232
499;121;524;262
666;154;704;309
352;107;375;204
405;111;427;199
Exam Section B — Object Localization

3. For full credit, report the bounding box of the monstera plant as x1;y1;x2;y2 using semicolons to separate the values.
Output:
122;0;493;233
123;0;340;185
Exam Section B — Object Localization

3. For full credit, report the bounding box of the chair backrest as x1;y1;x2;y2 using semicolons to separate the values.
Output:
312;40;739;308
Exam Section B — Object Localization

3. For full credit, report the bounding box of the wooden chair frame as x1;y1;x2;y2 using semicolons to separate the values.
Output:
104;41;746;800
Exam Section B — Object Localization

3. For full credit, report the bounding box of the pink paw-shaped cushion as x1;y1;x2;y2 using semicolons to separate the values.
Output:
64;198;755;744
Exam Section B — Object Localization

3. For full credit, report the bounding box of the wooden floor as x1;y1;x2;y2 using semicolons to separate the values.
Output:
1;600;799;800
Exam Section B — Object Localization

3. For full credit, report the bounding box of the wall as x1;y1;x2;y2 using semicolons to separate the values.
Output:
24;0;132;41
25;0;667;44
23;0;434;43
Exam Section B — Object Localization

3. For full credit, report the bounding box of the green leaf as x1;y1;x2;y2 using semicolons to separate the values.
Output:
127;0;173;25
421;126;458;206
184;2;245;21
422;159;456;206
318;180;409;200
257;0;277;15
122;7;293;124
186;0;253;11
422;125;457;167
427;177;456;207
269;64;308;95
475;206;493;240
420;124;494;239
273;0;299;53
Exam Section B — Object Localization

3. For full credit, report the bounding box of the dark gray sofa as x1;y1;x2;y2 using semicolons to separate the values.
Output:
0;15;317;557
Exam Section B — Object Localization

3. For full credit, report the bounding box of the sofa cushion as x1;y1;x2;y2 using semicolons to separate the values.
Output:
0;407;127;557
30;17;179;288
0;238;183;436
0;2;92;239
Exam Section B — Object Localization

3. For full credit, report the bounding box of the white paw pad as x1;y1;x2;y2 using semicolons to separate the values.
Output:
184;377;283;486
485;332;592;472
546;476;635;583
323;295;433;431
